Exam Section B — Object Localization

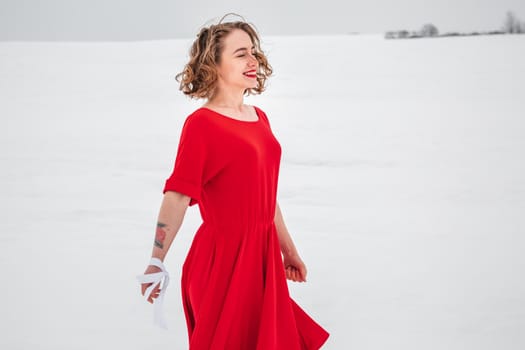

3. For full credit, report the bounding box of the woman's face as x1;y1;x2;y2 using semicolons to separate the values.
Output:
216;29;259;92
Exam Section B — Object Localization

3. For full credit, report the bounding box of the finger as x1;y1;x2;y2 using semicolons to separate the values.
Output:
289;267;297;281
143;286;160;301
148;293;158;303
300;266;307;281
297;268;305;282
148;284;160;297
141;282;152;295
289;268;296;281
296;270;302;282
294;270;300;282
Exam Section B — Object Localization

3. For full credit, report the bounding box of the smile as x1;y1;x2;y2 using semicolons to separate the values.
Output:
244;70;257;78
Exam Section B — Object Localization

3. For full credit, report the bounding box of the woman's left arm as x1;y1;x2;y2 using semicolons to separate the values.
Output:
274;201;307;282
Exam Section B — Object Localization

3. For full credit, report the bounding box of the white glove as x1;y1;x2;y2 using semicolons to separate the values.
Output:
136;257;170;329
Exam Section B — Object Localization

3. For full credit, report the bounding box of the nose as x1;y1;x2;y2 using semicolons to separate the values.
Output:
248;53;258;67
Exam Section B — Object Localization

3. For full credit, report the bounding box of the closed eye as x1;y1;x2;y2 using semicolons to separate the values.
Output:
238;52;256;58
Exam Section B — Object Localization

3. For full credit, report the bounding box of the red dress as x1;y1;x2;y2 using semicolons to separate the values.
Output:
163;106;330;349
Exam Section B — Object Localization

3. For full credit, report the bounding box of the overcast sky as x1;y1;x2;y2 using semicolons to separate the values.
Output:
1;0;525;41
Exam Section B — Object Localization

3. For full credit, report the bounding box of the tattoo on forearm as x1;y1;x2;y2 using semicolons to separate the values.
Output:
155;222;167;249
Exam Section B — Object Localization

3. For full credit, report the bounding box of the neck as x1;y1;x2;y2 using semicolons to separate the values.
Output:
206;88;246;111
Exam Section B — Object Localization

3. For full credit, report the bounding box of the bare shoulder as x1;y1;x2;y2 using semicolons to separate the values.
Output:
247;104;261;112
243;104;261;118
248;104;268;118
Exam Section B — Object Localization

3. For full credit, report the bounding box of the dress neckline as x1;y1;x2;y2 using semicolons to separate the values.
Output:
199;106;261;123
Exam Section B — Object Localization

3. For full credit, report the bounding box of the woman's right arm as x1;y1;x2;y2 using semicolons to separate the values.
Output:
140;191;191;303
150;191;191;262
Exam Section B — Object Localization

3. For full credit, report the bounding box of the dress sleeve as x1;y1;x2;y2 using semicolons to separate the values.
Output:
163;115;207;206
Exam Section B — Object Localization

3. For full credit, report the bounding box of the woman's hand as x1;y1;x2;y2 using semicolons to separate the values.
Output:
140;265;162;304
283;253;307;282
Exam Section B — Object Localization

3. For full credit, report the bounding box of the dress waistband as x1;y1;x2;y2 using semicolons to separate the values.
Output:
201;219;275;230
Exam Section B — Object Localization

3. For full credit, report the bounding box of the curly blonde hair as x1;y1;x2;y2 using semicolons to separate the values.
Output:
175;16;273;100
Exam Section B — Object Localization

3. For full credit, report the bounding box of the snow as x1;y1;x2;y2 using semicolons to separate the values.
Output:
1;33;524;349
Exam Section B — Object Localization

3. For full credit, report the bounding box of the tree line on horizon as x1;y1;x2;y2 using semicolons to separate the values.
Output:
385;10;525;39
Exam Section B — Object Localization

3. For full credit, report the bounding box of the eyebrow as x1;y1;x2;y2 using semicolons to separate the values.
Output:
233;46;255;54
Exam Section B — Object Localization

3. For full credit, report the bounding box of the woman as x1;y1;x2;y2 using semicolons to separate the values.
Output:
137;14;330;349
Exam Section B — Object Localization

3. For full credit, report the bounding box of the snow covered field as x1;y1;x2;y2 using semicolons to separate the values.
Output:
1;33;524;349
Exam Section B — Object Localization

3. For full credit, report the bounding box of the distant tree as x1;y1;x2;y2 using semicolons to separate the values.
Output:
398;30;409;38
518;21;525;33
384;31;394;39
503;10;524;33
420;23;439;37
